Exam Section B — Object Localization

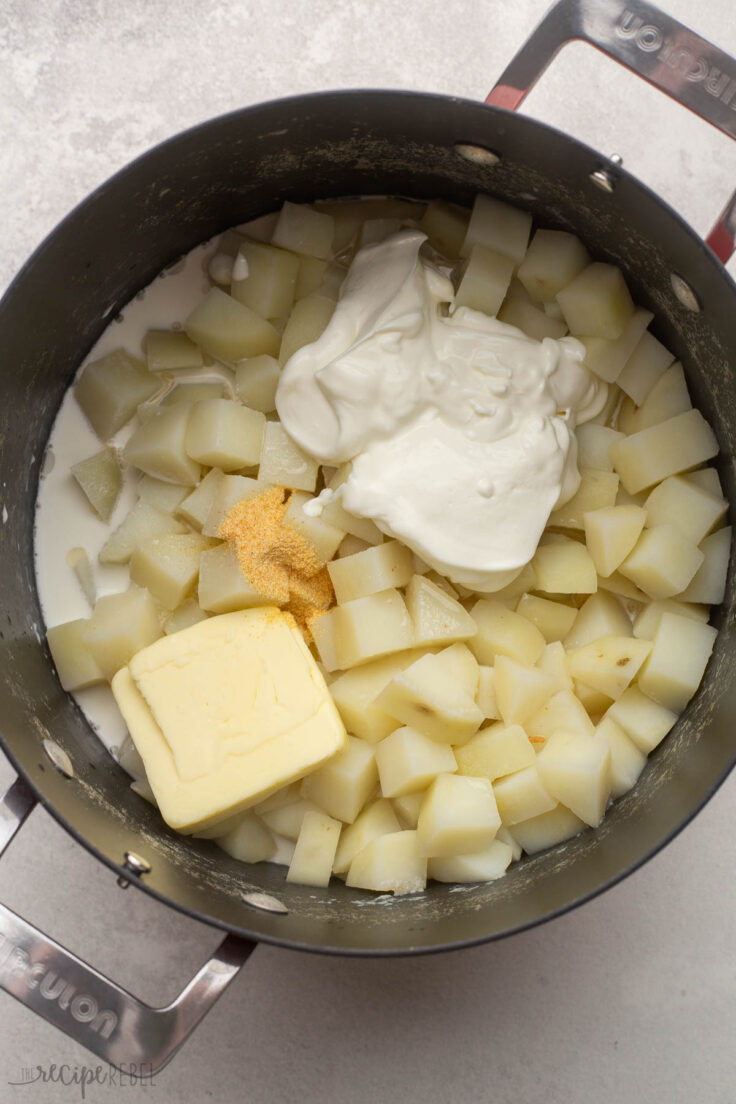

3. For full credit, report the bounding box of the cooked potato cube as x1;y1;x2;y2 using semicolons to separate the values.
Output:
633;361;692;432
294;255;329;299
328;651;429;743
476;667;500;720
454;244;515;316
198;543;271;614
83;587;161;681
429;838;513;883
406;574;478;647
430;642;480;698
309;610;341;672
575;424;624;472
319;495;384;545
256;422;319;492
611;409;718;495
358;218;401;248
536;733;611;827
46;618;105;691
537;640;574;693
583;505;647;578
71;447;122;522
419;200;469;258
145;330;203;373
525;689;594;744
185;287;280;361
375;726;457;798
511;805;585;854
99;500;187;564
574;679;613;720
568;635;652;700
606;685;677;753
593;716;647;799
417;773;500;857
496;297;568;341
616;329;675;404
469;599;545;666
328;540;414;604
492;765;557;825
75;349;160;441
532;538;597;594
556;262;634;339
460;194;532;262
175;469;224;531
493;656;558;725
215;811;275;863
284;492;346;562
124;403;202;486
333;799;401;875
202;474;263;537
632;598;708;641
345;830;427;895
130;532;211;610
184;398;265;471
517;229;590;301
328;588;414;669
163;598;208;635
271;201;334;259
682;466;722;497
644;475;727;545
680;526;730;605
515;594;577;642
455;722;535;781
301;736;377;824
231;240;300;320
286;810;341;888
619;524;703;600
137;475;189;514
637;612;717;712
234;355;281;413
376;652;484;745
549;468;619;530
392;791;424;829
579;308;652;384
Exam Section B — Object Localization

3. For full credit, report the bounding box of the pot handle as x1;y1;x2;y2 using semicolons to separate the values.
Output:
0;775;257;1075
486;0;736;263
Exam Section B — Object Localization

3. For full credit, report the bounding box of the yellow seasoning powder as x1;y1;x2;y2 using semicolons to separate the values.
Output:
219;485;334;634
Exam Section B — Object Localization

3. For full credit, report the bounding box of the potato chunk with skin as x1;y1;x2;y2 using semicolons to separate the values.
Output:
301;736;377;824
583;505;646;578
333;799;401;876
619;524;703;600
99;500;187;565
469;599;545;667
417;773;501;858
454;243;515;316
460;194;532;263
532;538;597;595
71;447;122;522
406;574;477;647
257;422;319;492
556;262;634;339
517;229;590;301
130;532;211;611
216;811;275;863
637;612;717;713
429;839;513;883
606;685;677;754
376;726;458;798
611;409;718;494
185;398;265;471
83;587;162;681
455;722;535;782
234;355;280;413
231;240;300;320
271;201;334;259
185;287;280;361
328;541;414;605
286;810;342;888
492;765;557;825
124;403;202;486
46;619;105;691
537;734;611;827
75;349;160;441
568;635;652;700
376;653;484;745
346;830;427;895
511;805;585;854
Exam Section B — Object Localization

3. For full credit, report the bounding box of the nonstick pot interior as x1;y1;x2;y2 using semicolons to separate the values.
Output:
1;90;734;954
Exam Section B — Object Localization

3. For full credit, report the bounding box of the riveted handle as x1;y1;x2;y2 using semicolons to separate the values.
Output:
486;0;736;262
0;776;257;1074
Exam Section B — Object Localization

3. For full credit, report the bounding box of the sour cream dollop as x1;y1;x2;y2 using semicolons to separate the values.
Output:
276;230;606;592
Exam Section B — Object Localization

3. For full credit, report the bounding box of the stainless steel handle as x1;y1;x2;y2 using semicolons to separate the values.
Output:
486;0;736;263
0;776;256;1074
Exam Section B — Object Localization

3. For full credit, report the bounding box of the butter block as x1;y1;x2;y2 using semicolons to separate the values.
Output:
111;608;346;832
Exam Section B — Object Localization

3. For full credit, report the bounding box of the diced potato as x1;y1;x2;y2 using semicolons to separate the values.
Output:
66;547;95;606
531;539;597;595
579;308;652;384
376;652;484;745
596;570;648;604
258;796;325;841
525;689;594;744
301;736;377;824
328;540;414;604
549;468;619;530
619;524;703;600
493;656;558;726
583;505;647;578
294;255;328;299
679;526;730;605
611;409;718;495
130;532;211;610
416;773;500;857
537;640;574;693
593;716;647;799
345;830;427;895
492;765;557;825
376;726;457;798
632;361;692;432
309;610;341;672
644;475;727;545
71;447;122;522
337;535;371;558
46;619;105;691
469;599;545;667
632;598;708;640
163;598;208;635
460;194;532;262
333;799;401;875
536;733;611;826
358;218;401;247
406;574;478;647
419;200;469;258
202;474;263;538
574;679;613;720
184;398;265;471
284;491;346;562
83;587;162;681
429;839;513;883
257;422;318;492
198;543;271;614
75;349;160;440
324;587;414;669
124;403;202;486
515;594;577;643
511;805;585;854
286;810;342;887
617;330;675;404
517;229;590;301
392;791;424;829
327;652;429;742
319;497;384;545
637;612;717;712
99;500;186;564
430;642;480;698
556;262;634;339
234;355;281;413
454;244;514;315
563;590;631;649
476;665;501;720
496;297;567;341
230;241;300;320
575;424;624;472
137;475;189;514
215;811;275;863
683;467;723;497
455;722;535;781
185;287;280;361
271;201;334;260
234;213;277;243
568;635;652;700
145;330;203;373
606;685;677;753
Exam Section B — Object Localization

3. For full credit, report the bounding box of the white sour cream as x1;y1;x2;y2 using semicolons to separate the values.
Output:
276;230;607;591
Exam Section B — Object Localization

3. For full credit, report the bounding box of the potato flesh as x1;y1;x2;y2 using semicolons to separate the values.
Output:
345;830;427;895
185;397;265;471
71;447;122;522
327;540;414;604
234;355;281;413
517;228;589;301
455;722;535;782
99;500;187;564
460;194;532;263
416;773;501;858
611;409;718;494
376;652;484;745
230;240;300;320
556;262;634;339
579;307;652;385
271;201;335;259
129;532;211;611
617;329;675;404
83;587;161;681
454;244;514;316
75;349;160;441
46;619;105;691
145;330;203;373
406;574;478;647
257;422;318;492
124;403;202;486
185;287;280;361
286;810;342;887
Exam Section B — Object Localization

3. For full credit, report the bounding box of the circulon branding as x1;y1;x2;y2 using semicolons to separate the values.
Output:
616;9;736;108
0;934;118;1039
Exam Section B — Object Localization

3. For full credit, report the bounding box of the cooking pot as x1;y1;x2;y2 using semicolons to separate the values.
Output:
1;0;734;1073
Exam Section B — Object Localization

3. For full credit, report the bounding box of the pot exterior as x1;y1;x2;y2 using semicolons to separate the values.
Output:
0;90;733;954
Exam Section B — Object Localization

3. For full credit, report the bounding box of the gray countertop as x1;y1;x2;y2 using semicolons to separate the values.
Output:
1;1;735;1100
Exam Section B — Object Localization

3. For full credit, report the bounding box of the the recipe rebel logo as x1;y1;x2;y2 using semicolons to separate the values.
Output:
7;1062;155;1099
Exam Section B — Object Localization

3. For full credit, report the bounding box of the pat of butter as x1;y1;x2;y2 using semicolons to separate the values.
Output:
111;607;346;833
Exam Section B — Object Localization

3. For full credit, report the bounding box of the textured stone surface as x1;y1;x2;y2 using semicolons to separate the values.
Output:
1;1;735;1100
